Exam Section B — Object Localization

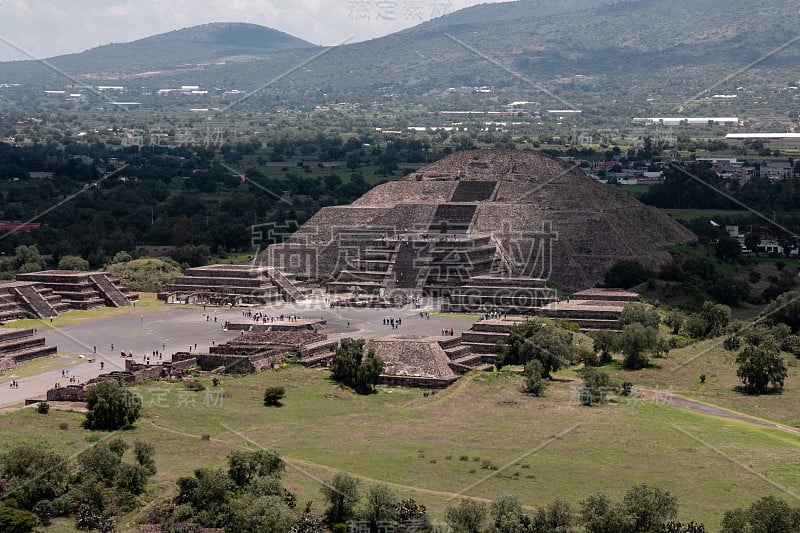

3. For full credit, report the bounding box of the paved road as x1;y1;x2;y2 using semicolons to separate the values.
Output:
0;298;477;408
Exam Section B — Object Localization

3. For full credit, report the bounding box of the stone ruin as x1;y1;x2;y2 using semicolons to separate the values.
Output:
0;328;57;373
160;264;308;306
10;270;138;318
262;149;694;312
173;327;337;374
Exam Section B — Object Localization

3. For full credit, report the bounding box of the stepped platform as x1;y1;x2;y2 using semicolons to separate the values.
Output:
0;328;57;371
367;335;458;383
174;330;327;374
442;276;556;313
163;264;303;305
15;271;137;311
536;292;636;331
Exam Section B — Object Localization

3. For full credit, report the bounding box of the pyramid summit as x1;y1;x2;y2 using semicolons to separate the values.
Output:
262;149;695;295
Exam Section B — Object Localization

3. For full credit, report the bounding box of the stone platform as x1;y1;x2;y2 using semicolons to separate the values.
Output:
162;264;307;305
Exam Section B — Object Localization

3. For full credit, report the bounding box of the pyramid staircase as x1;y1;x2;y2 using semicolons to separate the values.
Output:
265;267;307;302
437;336;495;373
89;273;132;307
12;284;57;318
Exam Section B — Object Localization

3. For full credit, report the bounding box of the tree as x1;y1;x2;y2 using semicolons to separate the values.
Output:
523;359;548;396
491;495;530;533
619;323;658;370
0;446;69;510
171;214;194;245
227;450;284;488
263;386;286;407
446;499;486;533
78;442;122;485
580;368;615;405
532;498;574;532
581;492;631;533
330;338;384;394
592;330;618;363
12;245;46;273
623;483;679;532
620;302;660;329
355;351;384;395
604;259;652;289
699;302;731;337
721;495;800;533
229;495;297;533
497;319;574;376
182;468;233;528
115;462;151;495
84;380;141;430
715;236;742;262
395;498;430;530
736;344;787;393
321;473;359;526
133;439;156;475
57;255;89;271
361;484;398;531
764;291;800;333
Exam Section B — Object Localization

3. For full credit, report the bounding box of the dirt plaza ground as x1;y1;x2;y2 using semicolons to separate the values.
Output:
0;294;478;408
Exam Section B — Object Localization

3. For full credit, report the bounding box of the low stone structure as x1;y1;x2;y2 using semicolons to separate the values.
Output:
161;264;307;306
461;289;640;354
14;270;137;314
0;328;57;372
173;329;330;374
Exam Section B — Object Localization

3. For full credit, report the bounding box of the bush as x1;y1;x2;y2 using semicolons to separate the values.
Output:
58;422;68;430
620;302;660;329
0;504;39;532
36;402;50;414
184;379;205;392
57;255;90;271
723;336;741;351
263;386;286;407
523;359;548;396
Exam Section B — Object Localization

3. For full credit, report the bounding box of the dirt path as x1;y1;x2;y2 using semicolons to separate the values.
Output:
561;375;800;437
639;389;800;436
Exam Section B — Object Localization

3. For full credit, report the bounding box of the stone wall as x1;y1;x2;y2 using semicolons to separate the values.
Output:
378;374;458;389
47;385;87;402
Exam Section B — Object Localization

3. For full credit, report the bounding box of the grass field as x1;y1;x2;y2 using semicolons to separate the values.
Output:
603;335;800;429
2;367;799;532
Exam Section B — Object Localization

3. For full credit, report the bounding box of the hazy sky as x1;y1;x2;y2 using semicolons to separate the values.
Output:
0;0;509;62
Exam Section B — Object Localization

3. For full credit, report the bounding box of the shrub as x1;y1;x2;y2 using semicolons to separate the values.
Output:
263;386;286;407
36;402;50;414
58;422;68;430
723;335;741;351
57;255;90;271
184;379;205;392
0;504;39;532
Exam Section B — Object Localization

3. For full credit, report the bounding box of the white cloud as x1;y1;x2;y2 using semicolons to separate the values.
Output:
0;0;508;62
